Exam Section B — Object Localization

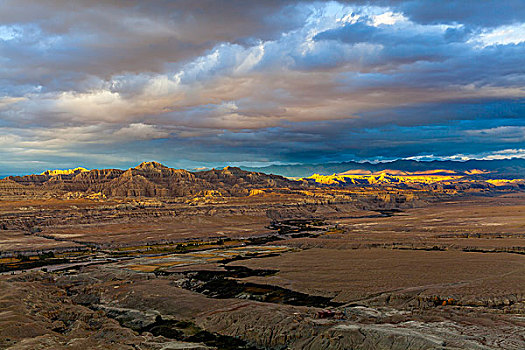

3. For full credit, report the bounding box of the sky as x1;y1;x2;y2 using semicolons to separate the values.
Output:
0;0;524;174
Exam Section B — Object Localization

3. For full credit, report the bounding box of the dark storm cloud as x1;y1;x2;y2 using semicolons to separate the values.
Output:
0;0;524;173
0;0;310;92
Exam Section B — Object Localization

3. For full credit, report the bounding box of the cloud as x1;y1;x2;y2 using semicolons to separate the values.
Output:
112;123;170;141
0;1;524;172
465;126;525;143
476;23;525;47
0;0;310;90
408;149;525;162
0;96;26;110
393;0;525;28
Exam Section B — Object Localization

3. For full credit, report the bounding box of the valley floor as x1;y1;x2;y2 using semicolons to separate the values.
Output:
0;192;524;349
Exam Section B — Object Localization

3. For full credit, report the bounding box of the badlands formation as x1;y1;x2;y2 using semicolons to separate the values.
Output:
0;162;524;349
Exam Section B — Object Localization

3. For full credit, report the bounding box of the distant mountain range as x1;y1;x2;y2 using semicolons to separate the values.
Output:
241;159;525;178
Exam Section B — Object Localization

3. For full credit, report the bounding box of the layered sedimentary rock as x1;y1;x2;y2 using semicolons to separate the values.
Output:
3;162;523;201
2;162;303;199
302;169;525;192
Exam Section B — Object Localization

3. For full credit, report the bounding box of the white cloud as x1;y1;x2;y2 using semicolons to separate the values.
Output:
0;25;21;40
474;23;525;47
407;149;525;161
370;11;408;26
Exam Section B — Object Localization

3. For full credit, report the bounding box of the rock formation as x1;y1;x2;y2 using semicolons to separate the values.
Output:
2;162;303;199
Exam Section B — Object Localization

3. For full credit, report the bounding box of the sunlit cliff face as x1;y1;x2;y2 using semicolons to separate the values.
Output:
305;168;525;185
0;0;524;174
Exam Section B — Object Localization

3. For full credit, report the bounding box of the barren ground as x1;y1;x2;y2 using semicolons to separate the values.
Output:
0;192;524;349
